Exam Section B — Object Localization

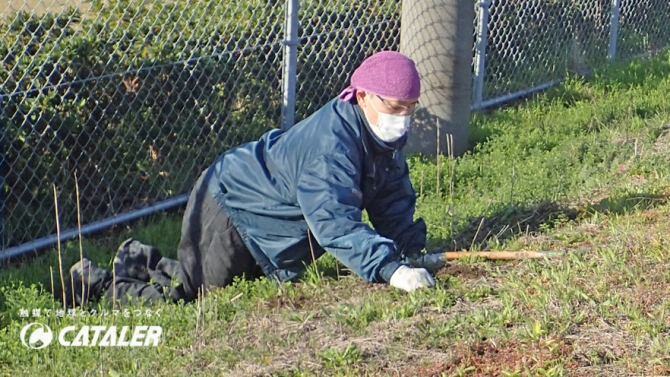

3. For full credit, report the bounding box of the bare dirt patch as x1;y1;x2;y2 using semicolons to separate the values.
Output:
266;294;308;310
402;337;577;377
436;263;488;280
653;124;670;157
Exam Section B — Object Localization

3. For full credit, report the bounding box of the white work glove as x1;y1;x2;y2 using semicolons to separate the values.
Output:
389;265;436;292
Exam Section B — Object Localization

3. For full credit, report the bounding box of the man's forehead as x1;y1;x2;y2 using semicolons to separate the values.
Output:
384;96;419;105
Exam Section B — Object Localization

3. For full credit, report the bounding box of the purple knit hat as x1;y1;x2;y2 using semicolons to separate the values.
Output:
339;50;421;102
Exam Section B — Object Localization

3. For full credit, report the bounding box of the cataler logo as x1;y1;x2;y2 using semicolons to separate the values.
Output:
20;323;162;348
20;323;53;349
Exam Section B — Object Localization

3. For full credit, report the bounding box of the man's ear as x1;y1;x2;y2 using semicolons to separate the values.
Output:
355;90;367;107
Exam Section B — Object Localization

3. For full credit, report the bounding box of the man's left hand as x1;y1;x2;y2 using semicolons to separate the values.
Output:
403;252;447;272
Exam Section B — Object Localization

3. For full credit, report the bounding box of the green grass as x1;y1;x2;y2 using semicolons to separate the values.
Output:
2;50;670;376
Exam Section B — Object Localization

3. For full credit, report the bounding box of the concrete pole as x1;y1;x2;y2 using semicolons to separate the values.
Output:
400;0;474;157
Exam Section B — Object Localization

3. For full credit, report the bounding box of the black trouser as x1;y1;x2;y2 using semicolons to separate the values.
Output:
102;170;264;305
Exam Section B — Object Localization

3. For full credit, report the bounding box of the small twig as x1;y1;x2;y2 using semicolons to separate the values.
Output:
107;189;115;215
307;229;321;283
447;133;455;236
112;260;117;307
50;266;55;301
53;185;66;309
203;288;208;331
71;271;76;309
420;170;425;197
87;267;92;308
495;224;510;239
470;218;485;251
230;293;244;302
195;289;203;343
436;119;441;197
226;313;240;336
509;163;516;205
335;259;340;281
74;171;87;307
481;229;494;249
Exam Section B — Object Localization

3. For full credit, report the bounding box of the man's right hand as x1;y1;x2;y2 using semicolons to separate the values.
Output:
389;265;435;292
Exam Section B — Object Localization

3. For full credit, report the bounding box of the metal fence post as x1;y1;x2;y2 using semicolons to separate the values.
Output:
608;0;622;62
472;0;491;111
281;0;299;130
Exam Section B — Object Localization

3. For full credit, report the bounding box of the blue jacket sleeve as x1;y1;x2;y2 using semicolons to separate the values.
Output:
296;152;402;283
366;157;427;259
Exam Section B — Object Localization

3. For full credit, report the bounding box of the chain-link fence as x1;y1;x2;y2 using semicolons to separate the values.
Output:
0;0;403;257
472;0;670;109
1;0;668;259
618;0;670;58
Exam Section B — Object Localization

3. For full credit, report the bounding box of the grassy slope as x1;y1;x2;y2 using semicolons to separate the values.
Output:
1;51;670;376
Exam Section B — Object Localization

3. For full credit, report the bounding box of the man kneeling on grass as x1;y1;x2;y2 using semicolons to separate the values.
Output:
66;51;445;307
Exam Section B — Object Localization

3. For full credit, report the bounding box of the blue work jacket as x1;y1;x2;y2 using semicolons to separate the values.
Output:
206;97;426;283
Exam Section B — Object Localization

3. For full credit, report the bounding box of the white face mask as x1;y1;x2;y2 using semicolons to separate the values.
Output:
367;97;411;143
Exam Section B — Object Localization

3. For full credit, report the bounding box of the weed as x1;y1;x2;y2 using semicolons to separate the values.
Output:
319;343;363;369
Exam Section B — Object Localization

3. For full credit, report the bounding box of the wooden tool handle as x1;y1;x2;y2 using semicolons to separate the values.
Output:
443;251;564;260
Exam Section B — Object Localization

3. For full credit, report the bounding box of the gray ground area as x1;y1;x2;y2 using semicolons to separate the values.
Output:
1;0;91;17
